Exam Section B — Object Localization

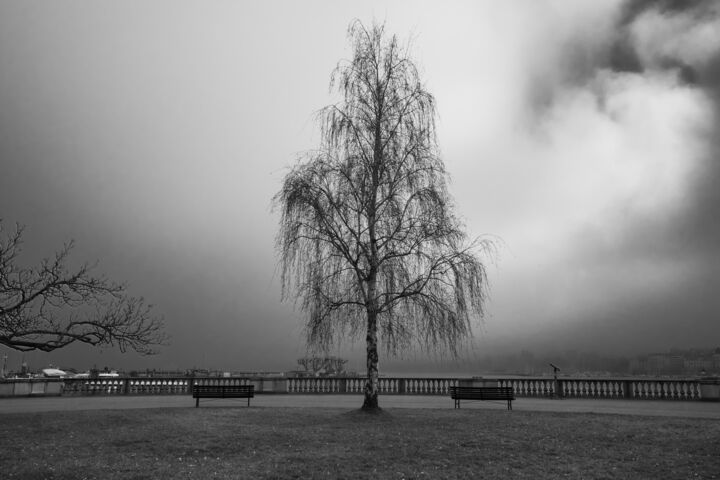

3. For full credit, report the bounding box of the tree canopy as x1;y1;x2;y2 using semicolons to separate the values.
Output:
0;221;166;354
276;21;494;409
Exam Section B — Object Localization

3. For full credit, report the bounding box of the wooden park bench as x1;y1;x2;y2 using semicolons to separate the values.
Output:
450;386;515;410
192;384;254;408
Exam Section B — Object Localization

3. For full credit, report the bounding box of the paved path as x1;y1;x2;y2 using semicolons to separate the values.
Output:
1;394;719;419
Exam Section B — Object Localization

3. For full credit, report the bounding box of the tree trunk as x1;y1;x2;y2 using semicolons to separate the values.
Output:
362;310;380;410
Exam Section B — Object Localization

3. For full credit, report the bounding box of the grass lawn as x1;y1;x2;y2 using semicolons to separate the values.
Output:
1;405;718;479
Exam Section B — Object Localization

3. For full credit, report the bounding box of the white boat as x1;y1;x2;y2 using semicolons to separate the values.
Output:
42;367;68;378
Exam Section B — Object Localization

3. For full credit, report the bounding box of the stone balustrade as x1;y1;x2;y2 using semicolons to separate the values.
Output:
1;376;714;401
497;378;704;400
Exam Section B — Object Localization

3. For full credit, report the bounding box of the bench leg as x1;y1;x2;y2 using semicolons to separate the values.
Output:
507;400;512;411
196;397;199;408
247;397;250;407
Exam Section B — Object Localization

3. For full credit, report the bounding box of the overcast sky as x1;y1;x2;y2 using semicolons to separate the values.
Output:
1;0;718;373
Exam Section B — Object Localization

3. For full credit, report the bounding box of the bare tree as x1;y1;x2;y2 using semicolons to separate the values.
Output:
276;21;494;410
0;221;166;354
297;356;349;376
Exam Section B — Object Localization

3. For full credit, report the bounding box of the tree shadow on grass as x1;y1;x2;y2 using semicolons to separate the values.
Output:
340;407;394;422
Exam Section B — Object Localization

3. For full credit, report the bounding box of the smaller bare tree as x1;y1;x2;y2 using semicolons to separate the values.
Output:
0;221;166;354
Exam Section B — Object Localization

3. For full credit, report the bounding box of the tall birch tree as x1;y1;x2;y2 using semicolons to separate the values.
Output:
276;21;493;410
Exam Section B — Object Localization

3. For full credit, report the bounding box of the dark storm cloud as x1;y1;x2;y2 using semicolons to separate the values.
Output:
608;0;720;252
509;0;720;353
611;0;720;83
531;0;720;256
